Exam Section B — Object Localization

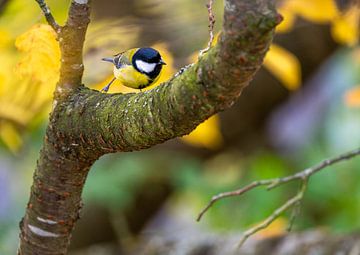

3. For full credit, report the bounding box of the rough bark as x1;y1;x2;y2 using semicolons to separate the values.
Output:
18;0;281;254
18;1;92;254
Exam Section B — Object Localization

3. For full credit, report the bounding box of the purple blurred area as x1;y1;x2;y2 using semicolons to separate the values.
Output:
0;159;11;219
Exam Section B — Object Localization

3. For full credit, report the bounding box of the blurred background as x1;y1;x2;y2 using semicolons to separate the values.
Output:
0;0;359;254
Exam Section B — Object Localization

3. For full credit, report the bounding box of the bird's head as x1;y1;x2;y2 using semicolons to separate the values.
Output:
132;47;166;79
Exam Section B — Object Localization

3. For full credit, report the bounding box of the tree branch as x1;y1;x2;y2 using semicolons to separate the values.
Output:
197;147;360;247
18;1;91;255
35;0;60;31
57;0;91;98
19;0;281;254
48;0;281;154
238;179;308;247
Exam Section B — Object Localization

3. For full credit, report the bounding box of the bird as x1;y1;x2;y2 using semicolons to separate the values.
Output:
101;47;166;92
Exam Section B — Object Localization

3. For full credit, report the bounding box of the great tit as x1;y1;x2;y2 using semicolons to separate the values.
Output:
101;47;166;92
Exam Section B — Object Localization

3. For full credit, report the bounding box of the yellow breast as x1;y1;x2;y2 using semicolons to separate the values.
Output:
113;65;150;89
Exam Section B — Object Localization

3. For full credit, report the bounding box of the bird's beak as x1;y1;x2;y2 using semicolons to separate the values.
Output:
159;59;166;65
102;57;114;64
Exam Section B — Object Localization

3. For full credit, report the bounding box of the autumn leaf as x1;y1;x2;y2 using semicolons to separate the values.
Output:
276;4;297;33
331;6;360;46
278;0;338;27
255;217;288;239
263;43;301;90
0;24;60;152
288;0;338;23
277;0;359;47
15;24;60;84
181;115;223;150
0;122;22;153
0;28;11;48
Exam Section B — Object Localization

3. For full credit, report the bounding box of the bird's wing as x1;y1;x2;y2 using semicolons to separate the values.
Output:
113;48;138;69
113;53;129;69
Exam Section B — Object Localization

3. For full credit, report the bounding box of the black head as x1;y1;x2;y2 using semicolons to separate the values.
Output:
132;47;166;80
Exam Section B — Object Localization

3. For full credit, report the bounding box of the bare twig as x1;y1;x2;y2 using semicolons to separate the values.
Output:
35;0;60;31
197;147;360;246
199;0;215;57
267;147;360;189
287;189;302;232
197;181;267;221
238;178;308;247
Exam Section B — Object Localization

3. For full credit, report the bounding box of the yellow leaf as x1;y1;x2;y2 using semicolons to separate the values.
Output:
0;122;22;152
15;24;60;84
255;217;287;239
264;44;301;90
285;0;339;23
331;6;360;46
344;86;360;107
0;24;61;153
276;5;297;33
0;29;11;48
181;115;223;150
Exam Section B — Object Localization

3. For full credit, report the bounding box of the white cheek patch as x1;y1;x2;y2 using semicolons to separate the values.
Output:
135;60;156;73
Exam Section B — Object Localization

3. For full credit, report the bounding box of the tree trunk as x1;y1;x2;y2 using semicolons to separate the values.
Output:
18;0;281;254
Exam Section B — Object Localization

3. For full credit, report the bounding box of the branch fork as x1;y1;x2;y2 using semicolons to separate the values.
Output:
19;0;281;254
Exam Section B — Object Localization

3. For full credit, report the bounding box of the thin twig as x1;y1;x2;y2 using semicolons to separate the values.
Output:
35;0;60;31
199;0;215;57
197;147;360;246
238;178;308;247
287;200;301;232
266;147;360;190
197;180;270;221
286;182;302;232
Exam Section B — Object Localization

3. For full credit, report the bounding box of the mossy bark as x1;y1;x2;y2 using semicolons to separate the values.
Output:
18;0;281;254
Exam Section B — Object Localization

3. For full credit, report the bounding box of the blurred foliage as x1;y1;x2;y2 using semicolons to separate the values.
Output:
0;0;66;152
277;0;339;32
181;115;223;149
264;44;301;90
15;24;60;85
0;0;359;254
277;0;359;46
345;85;360;107
0;24;60;152
331;5;360;46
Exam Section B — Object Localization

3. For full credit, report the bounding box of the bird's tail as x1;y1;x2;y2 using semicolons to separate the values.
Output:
101;57;114;63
